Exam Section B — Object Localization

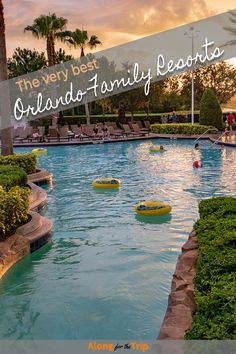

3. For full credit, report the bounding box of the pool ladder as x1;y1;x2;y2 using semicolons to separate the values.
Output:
194;127;218;144
212;131;226;145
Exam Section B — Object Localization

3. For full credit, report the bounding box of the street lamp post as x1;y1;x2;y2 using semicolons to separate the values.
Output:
184;27;200;125
191;32;194;125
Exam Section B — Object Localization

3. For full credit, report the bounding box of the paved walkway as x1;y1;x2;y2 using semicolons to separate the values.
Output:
1;132;236;148
209;131;236;148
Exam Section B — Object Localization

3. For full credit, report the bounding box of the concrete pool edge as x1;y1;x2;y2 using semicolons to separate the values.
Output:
0;172;52;280
157;230;198;339
12;133;236;149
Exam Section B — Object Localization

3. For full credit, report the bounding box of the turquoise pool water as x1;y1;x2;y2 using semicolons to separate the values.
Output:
0;139;236;340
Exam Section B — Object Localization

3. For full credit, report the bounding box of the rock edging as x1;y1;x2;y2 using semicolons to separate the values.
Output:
0;234;30;280
158;230;198;339
28;168;52;184
0;181;52;280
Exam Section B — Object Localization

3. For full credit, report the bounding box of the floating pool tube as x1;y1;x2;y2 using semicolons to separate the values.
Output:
135;201;172;216
149;146;164;152
32;148;47;154
92;178;121;188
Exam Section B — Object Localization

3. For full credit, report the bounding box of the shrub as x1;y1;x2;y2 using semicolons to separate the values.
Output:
199;89;223;130
0;186;30;238
0;165;27;191
151;123;216;135
186;197;236;339
198;196;236;219
0;153;37;174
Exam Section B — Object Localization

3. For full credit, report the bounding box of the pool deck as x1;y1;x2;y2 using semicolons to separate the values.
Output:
10;131;236;148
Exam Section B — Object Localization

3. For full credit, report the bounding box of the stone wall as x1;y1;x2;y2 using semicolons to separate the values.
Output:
0;176;52;280
0;234;30;279
158;230;198;339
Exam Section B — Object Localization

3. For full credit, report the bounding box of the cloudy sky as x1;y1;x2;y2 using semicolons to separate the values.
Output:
4;0;236;58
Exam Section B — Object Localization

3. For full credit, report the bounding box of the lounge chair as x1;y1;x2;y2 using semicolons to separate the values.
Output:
70;124;80;134
59;127;73;141
131;123;149;136
143;120;151;131
71;125;89;140
28;126;45;142
107;122;124;134
108;126;124;139
122;124;140;137
82;125;93;139
47;127;59;142
13;126;32;143
83;125;103;140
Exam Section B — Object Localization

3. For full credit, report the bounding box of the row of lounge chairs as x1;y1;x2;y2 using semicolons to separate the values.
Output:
12;121;151;143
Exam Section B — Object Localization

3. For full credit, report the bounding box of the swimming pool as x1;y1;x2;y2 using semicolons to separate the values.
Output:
0;139;235;340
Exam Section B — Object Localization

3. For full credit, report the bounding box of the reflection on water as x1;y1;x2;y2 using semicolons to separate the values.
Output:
0;139;235;340
135;214;172;224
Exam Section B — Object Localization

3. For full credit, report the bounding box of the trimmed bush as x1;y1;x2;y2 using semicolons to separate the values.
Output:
0;165;27;191
151;123;216;135
199;89;223;130
186;197;236;339
0;153;37;174
0;186;30;238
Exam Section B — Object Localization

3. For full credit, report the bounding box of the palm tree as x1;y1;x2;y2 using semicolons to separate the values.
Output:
0;0;13;155
24;13;68;66
58;29;101;57
58;29;102;123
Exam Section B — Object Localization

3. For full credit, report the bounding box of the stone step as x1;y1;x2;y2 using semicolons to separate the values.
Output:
25;217;53;253
16;212;42;236
28;169;52;184
25;217;52;243
16;212;53;252
28;182;47;211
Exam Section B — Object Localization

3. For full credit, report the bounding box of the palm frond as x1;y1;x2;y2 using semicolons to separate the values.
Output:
24;25;41;38
25;14;68;38
220;39;236;48
223;26;236;36
55;30;72;41
88;35;102;49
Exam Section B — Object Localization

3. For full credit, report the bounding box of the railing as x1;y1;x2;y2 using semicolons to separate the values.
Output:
194;127;218;144
212;131;226;145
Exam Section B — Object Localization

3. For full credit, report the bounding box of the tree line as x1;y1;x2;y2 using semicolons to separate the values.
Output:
7;47;236;117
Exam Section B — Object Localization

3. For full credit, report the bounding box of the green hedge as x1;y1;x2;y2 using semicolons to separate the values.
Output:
0;153;37;174
200;89;223;130
0;165;27;191
151;123;217;135
0;186;30;238
186;197;236;339
38;115;154;127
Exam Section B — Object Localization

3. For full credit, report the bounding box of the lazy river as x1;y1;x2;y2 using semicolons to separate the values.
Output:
0;139;235;339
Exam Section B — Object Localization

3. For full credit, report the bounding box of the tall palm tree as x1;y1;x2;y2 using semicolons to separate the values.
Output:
59;29;101;57
58;29;102;123
24;13;68;66
0;0;13;155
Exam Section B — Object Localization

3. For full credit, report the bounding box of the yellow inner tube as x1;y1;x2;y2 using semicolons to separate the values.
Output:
32;148;47;154
135;201;172;216
92;178;121;188
149;146;162;152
